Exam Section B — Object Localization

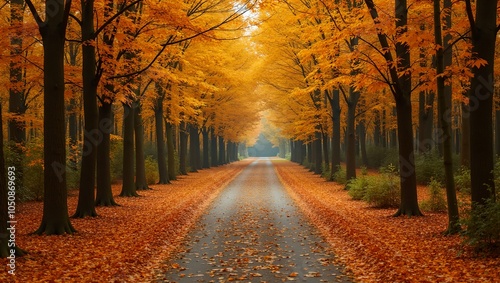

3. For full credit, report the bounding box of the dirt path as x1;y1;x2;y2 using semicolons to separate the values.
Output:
161;158;353;282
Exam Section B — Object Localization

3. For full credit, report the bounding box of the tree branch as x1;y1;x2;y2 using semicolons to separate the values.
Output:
25;0;43;27
464;0;477;38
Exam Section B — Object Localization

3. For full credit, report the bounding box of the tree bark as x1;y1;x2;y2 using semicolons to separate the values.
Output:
134;101;150;190
165;120;177;180
73;0;99;218
434;0;459;234
188;124;200;172
466;0;497;205
179;122;188;174
358;121;368;167
96;101;119;206
154;87;169;184
218;136;226;165
120;103;139;197
345;87;360;181
32;0;77;234
202;127;210;168
210;128;218;166
364;0;422;216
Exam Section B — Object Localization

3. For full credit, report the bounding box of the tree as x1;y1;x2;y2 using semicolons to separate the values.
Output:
26;0;77;234
434;0;459;234
465;0;498;206
363;0;422;216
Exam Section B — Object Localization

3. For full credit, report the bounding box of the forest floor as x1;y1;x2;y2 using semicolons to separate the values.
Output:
274;160;500;283
0;159;250;282
2;158;499;282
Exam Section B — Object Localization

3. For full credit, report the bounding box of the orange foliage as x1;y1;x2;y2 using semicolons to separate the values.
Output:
274;161;500;283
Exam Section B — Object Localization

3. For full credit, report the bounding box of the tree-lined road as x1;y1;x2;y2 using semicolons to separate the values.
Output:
163;158;352;282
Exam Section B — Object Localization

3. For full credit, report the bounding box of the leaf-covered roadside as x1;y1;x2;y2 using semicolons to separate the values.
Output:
0;160;249;283
274;161;500;283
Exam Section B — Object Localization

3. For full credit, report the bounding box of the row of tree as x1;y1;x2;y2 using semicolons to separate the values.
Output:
256;0;498;234
1;0;265;256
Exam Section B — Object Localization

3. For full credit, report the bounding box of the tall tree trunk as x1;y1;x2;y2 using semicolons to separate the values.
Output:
418;91;434;153
329;89;341;180
460;103;470;167
0;103;27;257
8;0;26;192
166;120;177;180
73;0;99;218
218;136;225;165
120;103;139;197
154;91;169;184
32;0;77;234
179;122;188;175
322;132;329;171
466;0;497;205
365;0;422;216
210;128;218;166
202;127;210;168
96;101;118;206
358;120;368;167
345;87;359;181
434;0;459;234
188;124;200;172
313;130;322;175
134;101;150;190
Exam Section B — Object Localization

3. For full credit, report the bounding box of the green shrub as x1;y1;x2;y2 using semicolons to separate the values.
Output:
420;179;447;212
332;165;347;185
364;167;400;208
454;166;471;194
380;148;400;169
347;175;372;200
461;198;500;254
414;152;445;185
145;156;159;185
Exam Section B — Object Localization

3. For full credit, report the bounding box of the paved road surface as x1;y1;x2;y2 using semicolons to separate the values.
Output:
162;158;353;282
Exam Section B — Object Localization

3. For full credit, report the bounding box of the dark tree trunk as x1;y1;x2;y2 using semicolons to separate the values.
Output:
188;124;200;172
307;142;313;170
0;103;27;257
418;90;434;153
210;128;218;166
166;120;177;180
96;101;118;206
8;0;26;191
154;88;169;184
434;0;460;234
120;103;139;197
358;121;368;167
313;131;322;175
218;136;226;165
179;122;188;175
322;132;329;171
202;127;210;168
460;103;470;167
345;87;359;181
466;0;497;205
32;0;76;234
73;0;99;218
365;0;422;216
135;101;150;190
329;89;341;179
373;110;381;147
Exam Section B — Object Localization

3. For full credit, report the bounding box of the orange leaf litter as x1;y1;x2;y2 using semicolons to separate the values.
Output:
274;160;500;283
0;159;251;283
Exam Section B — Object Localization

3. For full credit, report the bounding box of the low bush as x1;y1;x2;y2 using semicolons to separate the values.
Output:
461;198;500;254
363;173;400;208
145;156;159;185
420;179;447;212
332;165;347;185
414;152;445;185
454;166;471;194
347;175;372;200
